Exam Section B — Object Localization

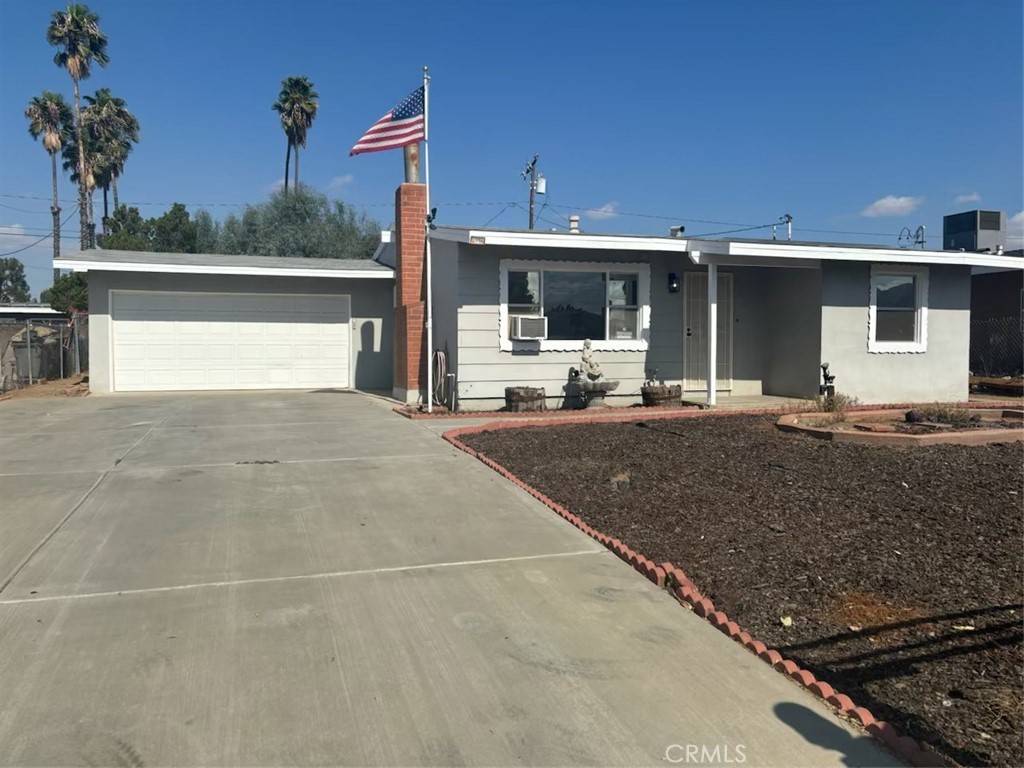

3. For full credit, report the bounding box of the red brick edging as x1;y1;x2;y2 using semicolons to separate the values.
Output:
400;399;1020;422
442;410;964;768
394;404;703;420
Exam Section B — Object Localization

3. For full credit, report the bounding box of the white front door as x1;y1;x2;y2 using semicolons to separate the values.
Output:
110;291;352;392
683;272;733;391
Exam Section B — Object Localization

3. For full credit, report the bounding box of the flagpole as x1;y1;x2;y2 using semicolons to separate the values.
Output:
423;65;433;413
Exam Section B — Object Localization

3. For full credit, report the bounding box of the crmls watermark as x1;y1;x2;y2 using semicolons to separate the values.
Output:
664;744;747;764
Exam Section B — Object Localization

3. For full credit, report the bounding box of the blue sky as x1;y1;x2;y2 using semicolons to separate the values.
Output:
1;0;1022;297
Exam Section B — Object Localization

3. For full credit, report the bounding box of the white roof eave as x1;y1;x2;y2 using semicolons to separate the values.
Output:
722;241;1024;270
432;226;692;253
57;259;394;279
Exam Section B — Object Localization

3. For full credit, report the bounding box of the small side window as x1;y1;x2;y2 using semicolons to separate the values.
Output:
869;266;928;353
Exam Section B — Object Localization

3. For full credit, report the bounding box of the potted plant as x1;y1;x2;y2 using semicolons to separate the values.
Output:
640;368;681;407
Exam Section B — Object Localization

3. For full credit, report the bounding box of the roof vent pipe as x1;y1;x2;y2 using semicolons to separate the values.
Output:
568;215;580;234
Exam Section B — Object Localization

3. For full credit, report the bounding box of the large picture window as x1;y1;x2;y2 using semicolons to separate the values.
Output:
868;266;928;353
500;261;650;351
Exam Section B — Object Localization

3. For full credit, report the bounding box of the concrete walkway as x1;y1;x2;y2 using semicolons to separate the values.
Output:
0;391;896;767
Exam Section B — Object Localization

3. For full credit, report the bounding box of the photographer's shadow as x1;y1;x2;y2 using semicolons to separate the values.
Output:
774;702;902;767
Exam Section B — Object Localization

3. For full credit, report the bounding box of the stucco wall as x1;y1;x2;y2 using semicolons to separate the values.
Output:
451;244;770;408
819;262;971;403
760;268;822;398
87;271;393;393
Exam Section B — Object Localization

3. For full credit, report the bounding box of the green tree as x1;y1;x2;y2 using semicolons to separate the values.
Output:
194;209;220;253
214;188;378;259
47;3;109;250
272;76;318;191
100;204;150;250
0;258;31;303
150;203;197;253
40;272;88;312
81;88;140;227
24;90;74;281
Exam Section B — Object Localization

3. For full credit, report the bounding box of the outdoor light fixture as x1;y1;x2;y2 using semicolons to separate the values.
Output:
668;272;680;293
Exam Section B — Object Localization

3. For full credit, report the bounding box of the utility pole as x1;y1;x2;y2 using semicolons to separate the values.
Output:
521;155;539;229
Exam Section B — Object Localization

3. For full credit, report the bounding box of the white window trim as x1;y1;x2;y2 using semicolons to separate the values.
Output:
867;264;929;353
498;259;651;352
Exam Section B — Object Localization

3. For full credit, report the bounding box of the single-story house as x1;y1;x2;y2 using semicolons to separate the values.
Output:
56;183;1023;407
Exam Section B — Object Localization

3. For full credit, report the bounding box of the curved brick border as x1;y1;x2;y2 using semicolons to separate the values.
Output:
443;412;964;768
778;410;1024;447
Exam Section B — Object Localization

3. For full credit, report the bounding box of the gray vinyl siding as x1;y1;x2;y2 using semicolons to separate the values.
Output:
819;262;971;403
452;244;770;407
87;271;394;394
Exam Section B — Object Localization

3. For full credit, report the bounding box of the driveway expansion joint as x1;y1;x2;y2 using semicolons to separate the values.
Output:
0;549;603;606
0;397;193;595
443;413;956;768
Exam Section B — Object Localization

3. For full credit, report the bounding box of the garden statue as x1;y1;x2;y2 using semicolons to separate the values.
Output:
580;339;604;380
568;339;619;408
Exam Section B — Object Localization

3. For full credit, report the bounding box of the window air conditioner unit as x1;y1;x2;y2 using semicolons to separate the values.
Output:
510;315;547;340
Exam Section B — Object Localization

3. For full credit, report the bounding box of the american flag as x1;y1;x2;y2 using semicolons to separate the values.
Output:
349;87;425;156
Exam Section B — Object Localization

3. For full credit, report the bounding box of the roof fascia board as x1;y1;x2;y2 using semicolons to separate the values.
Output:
689;250;821;269
57;259;394;279
433;227;691;253
726;241;1023;269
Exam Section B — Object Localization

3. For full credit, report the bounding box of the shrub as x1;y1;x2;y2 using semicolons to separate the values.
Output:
909;402;972;426
811;392;860;422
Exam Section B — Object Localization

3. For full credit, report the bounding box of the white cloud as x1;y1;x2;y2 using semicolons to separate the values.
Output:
0;223;30;250
328;174;354;190
1007;211;1024;248
953;192;981;205
585;202;619;220
861;195;923;217
265;179;285;193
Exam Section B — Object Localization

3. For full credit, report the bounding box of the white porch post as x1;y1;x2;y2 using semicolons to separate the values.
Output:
707;263;717;407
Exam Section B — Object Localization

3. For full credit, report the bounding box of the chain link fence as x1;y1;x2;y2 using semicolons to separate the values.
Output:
970;316;1023;377
0;312;89;392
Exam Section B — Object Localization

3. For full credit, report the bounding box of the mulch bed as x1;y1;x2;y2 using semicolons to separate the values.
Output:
461;416;1024;767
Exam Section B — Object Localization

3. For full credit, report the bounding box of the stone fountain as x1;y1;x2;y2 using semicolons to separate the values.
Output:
569;339;620;408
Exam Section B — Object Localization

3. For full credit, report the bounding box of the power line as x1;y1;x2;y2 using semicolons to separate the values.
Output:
482;202;517;227
0;201;56;215
0;192;520;210
0;206;79;258
0;192;953;242
0;232;79;239
548;203;757;228
690;222;776;238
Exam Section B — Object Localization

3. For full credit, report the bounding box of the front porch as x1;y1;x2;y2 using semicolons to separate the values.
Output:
681;394;807;410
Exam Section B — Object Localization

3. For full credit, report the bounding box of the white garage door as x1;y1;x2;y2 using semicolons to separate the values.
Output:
111;291;351;392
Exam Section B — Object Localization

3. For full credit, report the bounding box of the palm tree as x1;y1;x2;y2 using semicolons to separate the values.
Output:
25;91;73;282
47;4;109;250
82;88;140;228
272;76;318;192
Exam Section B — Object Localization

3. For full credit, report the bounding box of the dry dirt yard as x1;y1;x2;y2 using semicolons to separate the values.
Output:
462;415;1023;768
0;374;88;401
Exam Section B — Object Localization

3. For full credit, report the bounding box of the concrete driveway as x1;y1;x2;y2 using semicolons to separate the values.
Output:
0;392;895;767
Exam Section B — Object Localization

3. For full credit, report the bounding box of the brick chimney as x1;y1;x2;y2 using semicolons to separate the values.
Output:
393;183;427;403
